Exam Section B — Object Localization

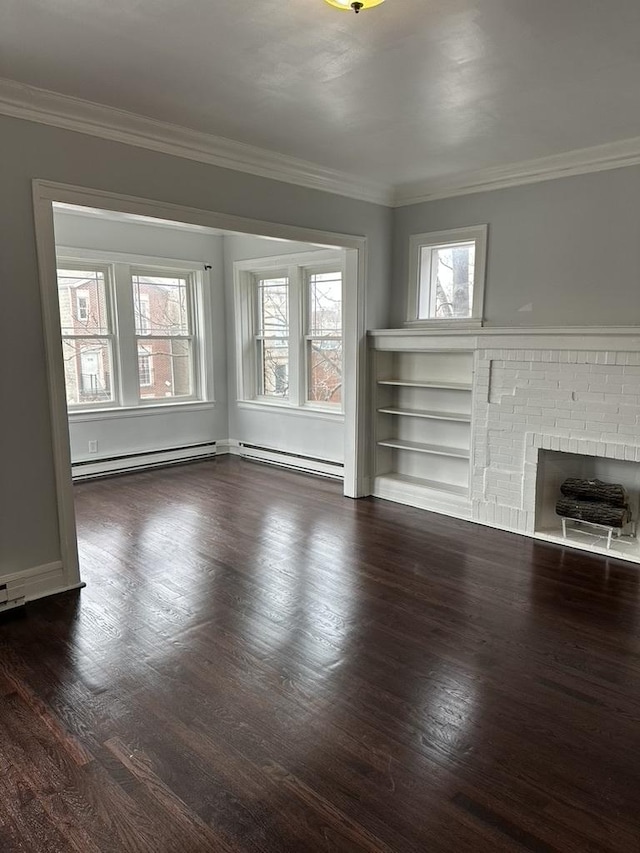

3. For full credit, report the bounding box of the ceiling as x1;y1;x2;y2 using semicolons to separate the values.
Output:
4;0;640;197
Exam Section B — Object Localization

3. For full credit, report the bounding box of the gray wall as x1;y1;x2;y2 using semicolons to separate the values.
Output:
393;166;640;328
0;113;392;578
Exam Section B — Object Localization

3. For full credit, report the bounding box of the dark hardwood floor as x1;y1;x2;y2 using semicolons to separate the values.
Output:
2;457;640;852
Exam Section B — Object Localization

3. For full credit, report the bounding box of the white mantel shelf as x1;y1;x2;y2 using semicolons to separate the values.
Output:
368;326;640;352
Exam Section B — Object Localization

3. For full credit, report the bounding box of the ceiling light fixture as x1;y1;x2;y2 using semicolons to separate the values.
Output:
324;0;385;13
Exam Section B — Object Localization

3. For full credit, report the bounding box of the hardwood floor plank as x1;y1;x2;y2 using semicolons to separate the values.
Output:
2;457;640;851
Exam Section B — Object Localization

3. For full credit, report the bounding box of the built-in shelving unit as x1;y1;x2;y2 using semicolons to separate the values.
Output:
370;337;474;518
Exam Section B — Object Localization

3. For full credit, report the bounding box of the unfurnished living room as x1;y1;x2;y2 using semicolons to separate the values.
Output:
3;1;640;851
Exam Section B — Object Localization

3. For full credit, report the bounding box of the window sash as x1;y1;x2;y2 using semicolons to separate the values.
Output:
255;336;290;399
304;267;343;407
61;335;116;407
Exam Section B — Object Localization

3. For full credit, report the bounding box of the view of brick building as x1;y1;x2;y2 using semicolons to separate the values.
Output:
57;267;192;407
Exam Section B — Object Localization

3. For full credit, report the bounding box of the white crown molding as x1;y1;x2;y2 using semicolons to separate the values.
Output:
393;136;640;206
0;77;394;206
5;77;640;210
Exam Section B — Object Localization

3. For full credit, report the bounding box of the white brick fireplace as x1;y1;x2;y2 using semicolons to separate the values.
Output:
369;328;640;565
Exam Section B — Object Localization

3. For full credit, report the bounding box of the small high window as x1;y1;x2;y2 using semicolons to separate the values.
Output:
407;225;487;326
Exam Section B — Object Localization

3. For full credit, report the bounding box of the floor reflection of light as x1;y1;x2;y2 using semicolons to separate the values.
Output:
418;666;478;763
235;504;359;693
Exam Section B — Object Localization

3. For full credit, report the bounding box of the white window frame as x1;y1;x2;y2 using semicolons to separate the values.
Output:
57;248;211;413
130;266;198;405
406;225;488;328
304;265;343;408
234;250;344;415
58;262;118;408
253;270;291;401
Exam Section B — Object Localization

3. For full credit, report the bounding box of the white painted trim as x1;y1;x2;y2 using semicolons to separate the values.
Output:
372;476;472;520
343;246;366;497
69;401;216;423
56;245;210;270
36;180;367;249
0;561;84;611
394;136;640;206
1;78;392;205
32;191;82;590
236;401;344;422
232;250;341;272
8;77;640;208
369;326;640;352
33;180;367;593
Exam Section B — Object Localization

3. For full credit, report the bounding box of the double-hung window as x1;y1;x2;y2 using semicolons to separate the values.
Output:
56;259;203;410
131;271;195;401
306;268;342;405
255;275;290;398
235;251;343;411
58;266;115;406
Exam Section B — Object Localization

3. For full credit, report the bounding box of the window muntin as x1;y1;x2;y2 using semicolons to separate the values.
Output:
255;276;289;399
306;270;343;406
408;226;487;326
57;267;115;406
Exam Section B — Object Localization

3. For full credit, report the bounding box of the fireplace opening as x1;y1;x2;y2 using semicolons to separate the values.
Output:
534;449;640;562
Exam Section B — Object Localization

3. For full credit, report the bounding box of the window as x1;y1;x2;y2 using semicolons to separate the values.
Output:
57;260;202;409
131;272;194;400
255;276;289;399
58;267;114;405
234;251;343;411
138;348;153;388
306;269;342;405
407;225;487;326
76;291;89;322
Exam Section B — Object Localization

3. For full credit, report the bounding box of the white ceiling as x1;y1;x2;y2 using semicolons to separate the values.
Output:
4;0;640;194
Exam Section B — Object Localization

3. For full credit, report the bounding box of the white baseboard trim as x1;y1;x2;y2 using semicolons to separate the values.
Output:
226;439;344;479
0;561;84;612
372;477;472;520
72;442;218;479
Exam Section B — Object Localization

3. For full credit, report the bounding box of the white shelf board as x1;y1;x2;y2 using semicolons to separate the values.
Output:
377;438;470;459
377;407;471;422
377;379;472;391
376;472;469;498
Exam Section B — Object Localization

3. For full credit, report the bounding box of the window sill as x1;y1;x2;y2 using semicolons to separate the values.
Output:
404;318;483;330
69;401;215;422
237;400;345;421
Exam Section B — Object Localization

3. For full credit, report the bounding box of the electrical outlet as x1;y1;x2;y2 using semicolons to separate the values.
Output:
88;440;98;453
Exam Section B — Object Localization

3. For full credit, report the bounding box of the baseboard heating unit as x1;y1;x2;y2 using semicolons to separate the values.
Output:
72;442;218;480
